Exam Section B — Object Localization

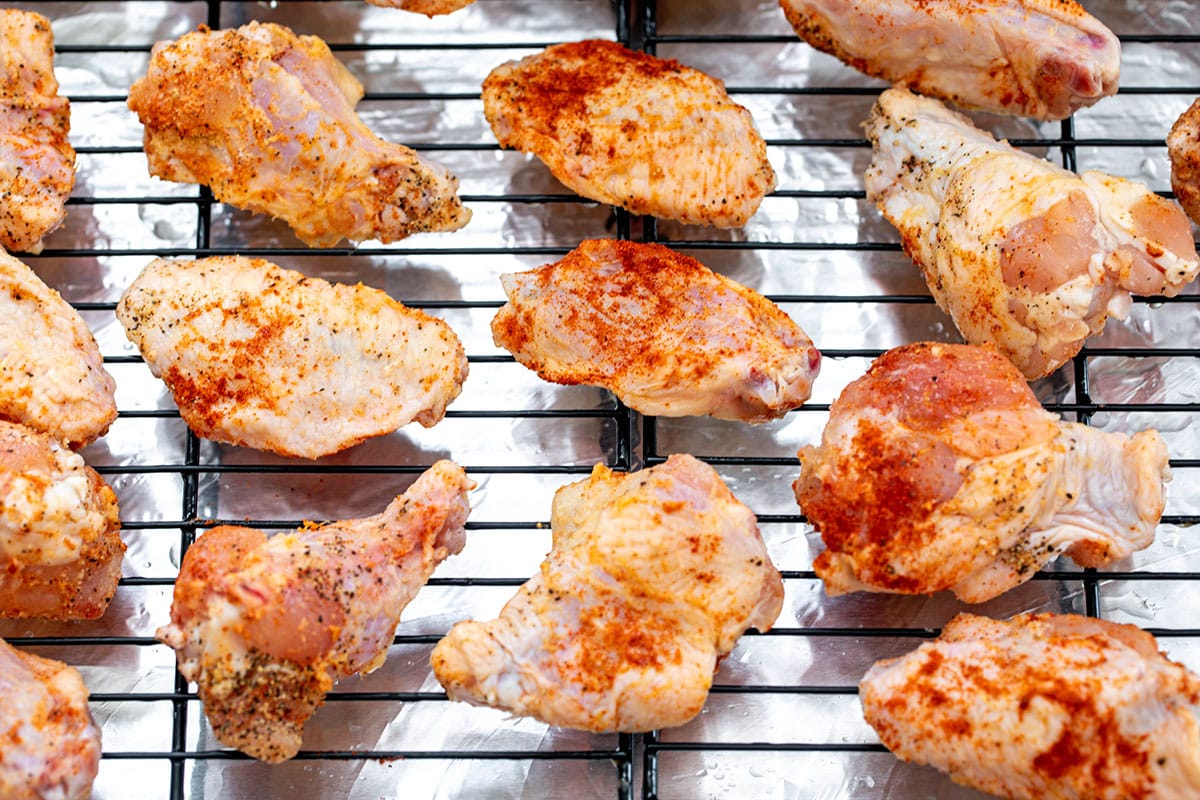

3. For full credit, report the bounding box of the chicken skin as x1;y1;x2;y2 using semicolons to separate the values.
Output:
482;40;776;228
364;0;476;13
0;637;102;800
1;251;117;448
780;0;1120;121
157;460;472;763
116;256;467;459
866;88;1199;379
432;454;783;732
0;10;75;254
491;239;820;422
1168;98;1200;224
0;420;123;621
794;343;1169;603
127;22;470;248
861;613;1200;800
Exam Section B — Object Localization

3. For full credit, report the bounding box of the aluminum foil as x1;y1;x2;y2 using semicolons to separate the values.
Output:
1;1;1197;798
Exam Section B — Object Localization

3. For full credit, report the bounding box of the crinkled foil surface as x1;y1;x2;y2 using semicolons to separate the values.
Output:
2;1;1198;798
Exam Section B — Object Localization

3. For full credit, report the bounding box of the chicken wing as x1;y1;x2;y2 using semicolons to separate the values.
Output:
432;454;783;732
0;10;75;253
482;40;776;228
1;250;117;447
866;88;1199;378
156;460;472;763
780;0;1120;121
0;637;101;800
491;239;820;422
1168;98;1200;225
116;256;467;459
127;22;470;248
0;420;123;620
860;613;1200;800
794;343;1169;603
364;0;476;13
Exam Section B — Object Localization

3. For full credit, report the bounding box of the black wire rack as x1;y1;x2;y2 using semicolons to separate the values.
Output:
2;1;1198;798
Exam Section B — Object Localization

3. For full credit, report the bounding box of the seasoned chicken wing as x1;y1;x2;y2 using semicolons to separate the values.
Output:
780;0;1120;121
0;420;123;620
866;88;1199;378
0;637;102;800
482;40;776;228
1;251;117;447
364;0;476;13
156;460;472;762
1168;97;1200;224
491;239;820;422
116;256;467;459
861;613;1200;800
794;343;1169;603
432;454;783;732
127;22;470;247
0;10;75;253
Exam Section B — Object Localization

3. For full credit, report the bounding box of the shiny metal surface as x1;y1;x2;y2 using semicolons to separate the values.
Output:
2;1;1197;798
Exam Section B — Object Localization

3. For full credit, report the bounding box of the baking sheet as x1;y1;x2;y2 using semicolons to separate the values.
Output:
2;1;1198;798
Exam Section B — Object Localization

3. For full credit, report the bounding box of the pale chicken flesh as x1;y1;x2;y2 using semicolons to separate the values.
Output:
116;256;467;459
0;10;75;254
482;39;776;228
491;239;820;422
0;637;101;800
363;0;476;13
0;420;123;620
0;250;117;447
779;0;1120;121
432;454;783;732
866;88;1199;378
861;613;1200;800
1168;97;1200;225
127;22;470;247
794;343;1169;603
156;460;472;762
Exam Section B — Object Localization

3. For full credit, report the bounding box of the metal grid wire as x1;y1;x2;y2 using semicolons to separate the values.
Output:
1;1;1197;798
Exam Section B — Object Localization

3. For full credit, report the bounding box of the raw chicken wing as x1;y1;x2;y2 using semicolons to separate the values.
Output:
780;0;1120;121
432;454;783;732
866;88;1199;378
127;22;470;247
117;256;467;459
794;343;1169;603
860;613;1200;799
0;10;75;253
0;420;123;620
0;637;101;800
364;0;476;13
157;460;472;762
491;239;820;422
1168;98;1200;224
1;250;117;447
482;40;776;228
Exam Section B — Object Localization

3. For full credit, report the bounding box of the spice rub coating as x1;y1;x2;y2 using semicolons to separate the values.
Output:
0;10;75;253
116;256;467;459
865;88;1198;379
0;250;117;448
0;420;123;621
482;39;775;228
491;239;820;422
795;342;1169;603
861;613;1200;799
127;22;470;247
1167;98;1200;225
0;637;102;800
157;460;472;762
779;0;1120;120
432;454;783;732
